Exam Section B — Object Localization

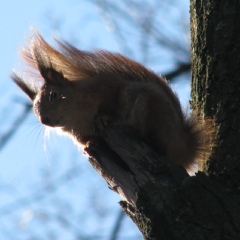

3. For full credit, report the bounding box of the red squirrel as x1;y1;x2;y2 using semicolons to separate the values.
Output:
12;32;213;173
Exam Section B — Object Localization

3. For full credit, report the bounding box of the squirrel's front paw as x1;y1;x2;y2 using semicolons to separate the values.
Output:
94;113;112;134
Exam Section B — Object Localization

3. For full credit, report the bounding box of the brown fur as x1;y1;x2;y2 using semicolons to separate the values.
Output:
12;32;214;173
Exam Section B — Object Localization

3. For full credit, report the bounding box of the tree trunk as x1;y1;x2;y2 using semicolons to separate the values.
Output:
191;0;240;188
84;1;240;239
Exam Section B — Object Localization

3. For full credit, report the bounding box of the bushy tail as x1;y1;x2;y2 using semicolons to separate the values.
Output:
184;113;216;173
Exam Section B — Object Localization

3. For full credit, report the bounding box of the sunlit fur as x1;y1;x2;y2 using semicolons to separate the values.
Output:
12;31;214;174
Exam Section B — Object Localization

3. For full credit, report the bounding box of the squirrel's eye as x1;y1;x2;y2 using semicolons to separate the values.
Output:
49;91;58;102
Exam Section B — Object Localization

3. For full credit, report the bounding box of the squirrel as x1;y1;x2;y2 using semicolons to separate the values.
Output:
12;32;214;174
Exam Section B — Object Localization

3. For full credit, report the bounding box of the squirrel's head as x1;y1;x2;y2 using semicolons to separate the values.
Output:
12;32;84;129
33;68;75;128
13;67;75;128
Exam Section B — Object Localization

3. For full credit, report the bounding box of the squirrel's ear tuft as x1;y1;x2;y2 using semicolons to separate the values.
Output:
11;73;37;100
40;67;70;86
30;39;70;86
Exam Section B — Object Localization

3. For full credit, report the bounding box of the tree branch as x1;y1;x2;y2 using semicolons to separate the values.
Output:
84;126;240;239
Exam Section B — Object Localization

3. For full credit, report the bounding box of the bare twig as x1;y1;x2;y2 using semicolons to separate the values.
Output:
163;62;191;80
109;209;125;240
0;167;80;216
0;103;32;151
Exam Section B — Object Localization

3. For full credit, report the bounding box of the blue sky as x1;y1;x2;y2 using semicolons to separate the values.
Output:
0;0;190;239
0;1;145;238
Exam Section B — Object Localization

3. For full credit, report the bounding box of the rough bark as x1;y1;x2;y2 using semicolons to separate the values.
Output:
83;0;240;239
